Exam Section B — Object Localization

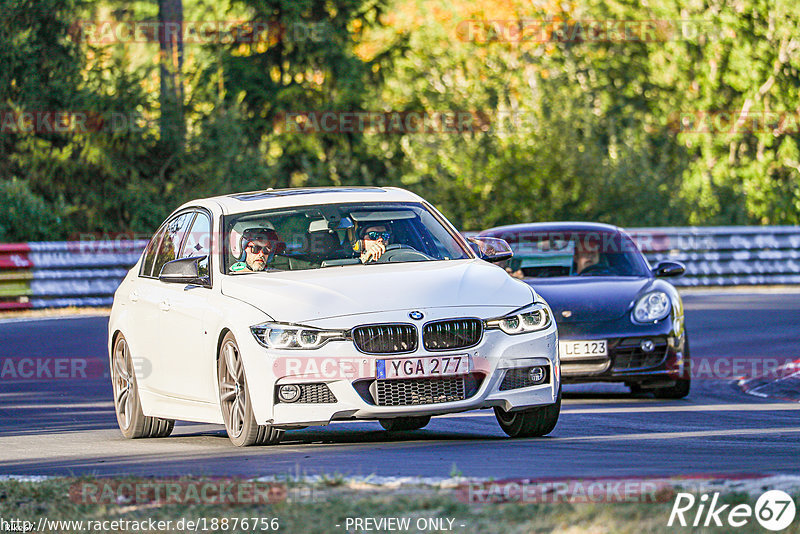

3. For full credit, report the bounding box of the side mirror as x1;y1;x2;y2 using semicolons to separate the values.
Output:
468;237;514;263
159;256;210;286
652;260;685;278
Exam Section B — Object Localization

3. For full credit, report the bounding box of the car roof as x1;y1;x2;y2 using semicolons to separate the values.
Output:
480;221;624;235
176;187;425;214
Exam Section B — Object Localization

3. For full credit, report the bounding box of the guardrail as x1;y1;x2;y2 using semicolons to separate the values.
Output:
0;226;798;309
629;226;800;286
0;241;147;310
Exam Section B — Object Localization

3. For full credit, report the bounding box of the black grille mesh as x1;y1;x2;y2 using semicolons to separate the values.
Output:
277;383;337;404
613;348;667;371
423;318;483;350
352;324;417;354
375;377;465;406
299;383;337;403
612;337;668;371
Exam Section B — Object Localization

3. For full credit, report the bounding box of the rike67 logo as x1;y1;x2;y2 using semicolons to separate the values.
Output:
669;490;796;531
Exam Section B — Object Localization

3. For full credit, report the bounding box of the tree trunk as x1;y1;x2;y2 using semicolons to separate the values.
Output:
158;0;184;153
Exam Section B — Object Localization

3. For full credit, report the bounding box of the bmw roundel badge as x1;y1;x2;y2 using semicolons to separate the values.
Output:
409;311;424;320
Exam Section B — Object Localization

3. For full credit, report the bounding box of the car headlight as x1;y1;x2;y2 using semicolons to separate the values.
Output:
485;303;552;334
250;323;347;349
632;291;671;323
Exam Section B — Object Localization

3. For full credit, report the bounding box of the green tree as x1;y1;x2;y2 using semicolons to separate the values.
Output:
205;0;399;189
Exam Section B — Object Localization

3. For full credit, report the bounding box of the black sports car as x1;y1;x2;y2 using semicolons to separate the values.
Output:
479;222;690;398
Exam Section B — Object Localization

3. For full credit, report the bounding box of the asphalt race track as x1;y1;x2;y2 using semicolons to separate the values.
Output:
1;291;799;479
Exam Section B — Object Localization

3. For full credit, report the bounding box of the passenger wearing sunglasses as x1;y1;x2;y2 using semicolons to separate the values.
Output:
244;242;274;271
358;225;392;263
230;227;285;272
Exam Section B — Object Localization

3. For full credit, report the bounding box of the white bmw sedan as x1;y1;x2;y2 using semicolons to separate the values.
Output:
109;187;560;446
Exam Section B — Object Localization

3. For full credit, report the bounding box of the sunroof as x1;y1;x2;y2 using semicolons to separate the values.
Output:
231;188;386;201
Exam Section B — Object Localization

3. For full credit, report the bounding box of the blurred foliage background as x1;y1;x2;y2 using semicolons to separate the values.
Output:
1;0;799;241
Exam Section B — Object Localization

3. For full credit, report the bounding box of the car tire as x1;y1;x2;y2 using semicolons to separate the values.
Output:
653;335;692;399
379;416;431;432
218;332;284;447
494;387;561;438
628;383;644;395
111;334;174;439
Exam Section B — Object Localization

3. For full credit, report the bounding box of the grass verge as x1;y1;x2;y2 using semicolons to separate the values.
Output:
1;477;798;533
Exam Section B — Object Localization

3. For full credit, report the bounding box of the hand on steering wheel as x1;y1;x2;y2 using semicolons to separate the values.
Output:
360;242;387;263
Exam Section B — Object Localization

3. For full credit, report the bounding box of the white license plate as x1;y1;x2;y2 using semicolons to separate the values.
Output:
559;340;608;359
377;355;471;379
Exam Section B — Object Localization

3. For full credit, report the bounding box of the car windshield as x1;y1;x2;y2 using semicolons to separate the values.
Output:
497;230;651;278
224;202;471;273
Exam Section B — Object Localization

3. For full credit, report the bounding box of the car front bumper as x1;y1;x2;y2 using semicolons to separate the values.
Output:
244;323;559;427
557;316;687;384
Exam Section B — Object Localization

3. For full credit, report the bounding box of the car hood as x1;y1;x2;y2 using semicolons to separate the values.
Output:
526;277;654;323
221;259;533;323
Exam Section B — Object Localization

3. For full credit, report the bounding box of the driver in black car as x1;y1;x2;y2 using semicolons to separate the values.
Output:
574;238;601;274
358;224;392;263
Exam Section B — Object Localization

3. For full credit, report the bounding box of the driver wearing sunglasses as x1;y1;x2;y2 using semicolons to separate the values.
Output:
359;225;392;263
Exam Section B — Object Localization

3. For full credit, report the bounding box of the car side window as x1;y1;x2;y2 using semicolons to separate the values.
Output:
140;226;166;278
151;212;194;279
179;211;212;278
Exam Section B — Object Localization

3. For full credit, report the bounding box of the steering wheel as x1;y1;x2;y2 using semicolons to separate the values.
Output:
577;263;612;275
376;243;432;262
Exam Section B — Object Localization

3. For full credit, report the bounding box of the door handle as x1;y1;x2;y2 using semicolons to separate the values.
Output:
129;291;139;303
159;299;171;312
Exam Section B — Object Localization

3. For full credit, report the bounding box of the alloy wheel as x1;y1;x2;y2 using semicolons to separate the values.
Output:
220;340;246;438
112;337;135;430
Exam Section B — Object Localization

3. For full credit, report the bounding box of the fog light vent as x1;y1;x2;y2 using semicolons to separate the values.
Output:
499;366;549;391
528;366;546;384
276;383;337;404
277;384;301;403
